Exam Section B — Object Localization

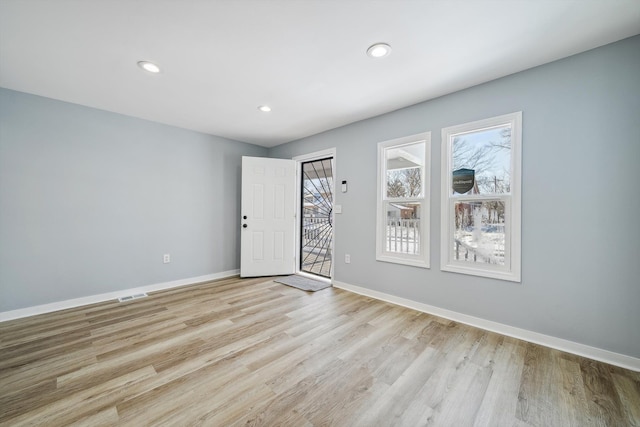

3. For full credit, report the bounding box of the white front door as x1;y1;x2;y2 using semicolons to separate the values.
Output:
240;156;296;277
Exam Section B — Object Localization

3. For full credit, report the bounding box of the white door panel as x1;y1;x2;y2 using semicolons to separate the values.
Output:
241;156;296;277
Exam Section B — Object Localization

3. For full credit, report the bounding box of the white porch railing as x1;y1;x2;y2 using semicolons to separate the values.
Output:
386;218;420;254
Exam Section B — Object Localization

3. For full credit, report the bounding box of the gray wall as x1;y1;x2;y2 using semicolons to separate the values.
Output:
269;35;640;358
1;36;638;359
0;88;267;311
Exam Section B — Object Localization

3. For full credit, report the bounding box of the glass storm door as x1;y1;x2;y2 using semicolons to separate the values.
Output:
300;157;333;277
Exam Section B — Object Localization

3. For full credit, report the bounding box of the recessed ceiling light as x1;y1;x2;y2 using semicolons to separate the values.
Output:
258;105;272;112
137;61;161;73
366;43;391;58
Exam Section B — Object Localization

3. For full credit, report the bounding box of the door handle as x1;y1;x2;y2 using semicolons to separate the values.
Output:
243;224;248;228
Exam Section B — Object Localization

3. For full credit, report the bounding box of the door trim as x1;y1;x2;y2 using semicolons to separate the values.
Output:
293;148;336;280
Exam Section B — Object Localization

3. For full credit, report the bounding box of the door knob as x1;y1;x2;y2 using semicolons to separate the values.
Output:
243;224;248;228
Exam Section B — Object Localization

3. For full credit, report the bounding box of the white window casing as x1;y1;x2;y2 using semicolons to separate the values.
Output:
440;112;522;282
376;132;431;268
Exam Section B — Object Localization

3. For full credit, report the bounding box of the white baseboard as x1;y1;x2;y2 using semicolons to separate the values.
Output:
333;280;640;372
0;270;240;322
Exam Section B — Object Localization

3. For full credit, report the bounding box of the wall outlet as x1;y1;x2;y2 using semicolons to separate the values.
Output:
163;254;171;264
345;254;351;264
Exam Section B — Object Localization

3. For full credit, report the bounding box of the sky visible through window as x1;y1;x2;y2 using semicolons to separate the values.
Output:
453;125;511;195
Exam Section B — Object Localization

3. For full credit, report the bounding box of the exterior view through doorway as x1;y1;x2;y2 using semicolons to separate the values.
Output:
299;155;334;278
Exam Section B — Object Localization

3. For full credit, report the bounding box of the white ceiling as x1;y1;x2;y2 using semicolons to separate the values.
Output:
1;1;639;148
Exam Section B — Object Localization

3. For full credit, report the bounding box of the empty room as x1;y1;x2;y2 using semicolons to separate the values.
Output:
1;1;639;425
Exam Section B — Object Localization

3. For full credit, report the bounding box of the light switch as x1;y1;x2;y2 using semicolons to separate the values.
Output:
334;205;342;214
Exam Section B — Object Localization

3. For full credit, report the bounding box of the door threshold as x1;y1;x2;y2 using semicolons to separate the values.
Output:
296;271;332;284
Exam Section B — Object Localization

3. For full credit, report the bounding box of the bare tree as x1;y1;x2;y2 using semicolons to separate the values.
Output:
488;128;512;150
387;172;406;198
387;168;421;198
453;137;498;173
453;129;511;195
404;168;421;197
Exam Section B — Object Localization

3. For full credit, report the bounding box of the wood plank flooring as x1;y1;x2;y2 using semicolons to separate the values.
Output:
1;276;639;426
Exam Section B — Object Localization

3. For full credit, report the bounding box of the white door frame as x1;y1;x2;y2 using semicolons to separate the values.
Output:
293;148;336;281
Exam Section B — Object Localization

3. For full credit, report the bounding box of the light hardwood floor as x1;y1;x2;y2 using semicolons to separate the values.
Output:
1;276;639;426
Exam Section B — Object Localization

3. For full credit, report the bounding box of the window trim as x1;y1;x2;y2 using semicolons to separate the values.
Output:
376;132;431;268
440;112;522;282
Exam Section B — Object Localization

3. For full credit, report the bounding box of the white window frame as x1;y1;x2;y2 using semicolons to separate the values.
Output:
376;132;431;268
440;112;522;282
